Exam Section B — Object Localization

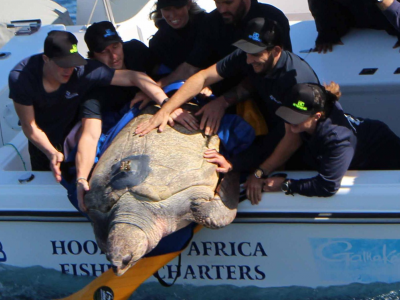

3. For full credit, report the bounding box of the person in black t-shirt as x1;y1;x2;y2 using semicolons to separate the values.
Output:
132;0;210;107
309;0;400;53
156;0;291;91
131;0;212;107
9;30;173;182
76;21;198;212
148;0;207;75
143;0;291;137
259;82;400;198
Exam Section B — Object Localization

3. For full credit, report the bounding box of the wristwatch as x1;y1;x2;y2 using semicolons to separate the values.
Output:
281;179;293;195
161;97;169;106
254;168;267;179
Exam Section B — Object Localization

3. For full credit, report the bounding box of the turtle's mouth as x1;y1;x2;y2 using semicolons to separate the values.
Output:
111;254;138;276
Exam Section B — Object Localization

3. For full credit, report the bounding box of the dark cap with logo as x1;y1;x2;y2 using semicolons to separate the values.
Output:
276;83;326;125
84;21;123;53
157;0;188;10
44;31;87;68
233;18;282;54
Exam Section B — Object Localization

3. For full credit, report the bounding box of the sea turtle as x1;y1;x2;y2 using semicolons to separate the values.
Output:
85;106;239;276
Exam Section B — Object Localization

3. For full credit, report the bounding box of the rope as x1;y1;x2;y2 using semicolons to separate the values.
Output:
103;0;116;26
87;0;100;26
3;143;27;171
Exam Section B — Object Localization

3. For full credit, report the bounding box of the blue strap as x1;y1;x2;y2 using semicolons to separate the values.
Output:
157;64;172;76
163;81;185;95
218;114;255;158
97;104;140;158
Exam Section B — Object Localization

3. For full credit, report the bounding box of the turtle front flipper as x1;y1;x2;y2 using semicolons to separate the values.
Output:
190;171;240;229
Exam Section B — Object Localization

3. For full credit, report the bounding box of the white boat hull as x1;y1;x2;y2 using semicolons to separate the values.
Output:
2;212;400;288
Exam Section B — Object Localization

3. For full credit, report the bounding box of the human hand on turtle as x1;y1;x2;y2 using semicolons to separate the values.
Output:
195;97;228;136
203;149;232;173
262;176;286;192
77;179;89;212
130;91;153;110
169;108;199;131
244;175;264;205
135;109;170;135
49;151;64;182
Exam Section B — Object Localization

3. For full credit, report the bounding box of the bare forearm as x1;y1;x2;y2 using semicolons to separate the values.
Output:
132;72;167;105
157;62;199;87
134;64;223;135
111;70;166;105
260;131;302;174
162;71;208;114
21;124;58;158
76;135;98;179
222;82;254;106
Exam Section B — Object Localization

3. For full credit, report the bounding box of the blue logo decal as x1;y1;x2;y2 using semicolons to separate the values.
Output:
248;32;261;42
104;29;116;38
310;238;400;283
344;114;363;133
65;91;79;99
0;242;7;262
269;95;281;104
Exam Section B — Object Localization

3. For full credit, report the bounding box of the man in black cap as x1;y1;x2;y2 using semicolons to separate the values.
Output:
9;30;171;181
136;17;319;203
75;22;197;212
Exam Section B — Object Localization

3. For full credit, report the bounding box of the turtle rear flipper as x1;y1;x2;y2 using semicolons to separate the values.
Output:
190;172;240;229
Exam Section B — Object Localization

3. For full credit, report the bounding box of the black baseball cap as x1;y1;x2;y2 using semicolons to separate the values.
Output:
44;31;87;68
233;18;282;54
276;83;325;125
84;21;123;53
157;0;188;10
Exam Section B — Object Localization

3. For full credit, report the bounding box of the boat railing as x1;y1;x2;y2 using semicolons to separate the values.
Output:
6;19;42;36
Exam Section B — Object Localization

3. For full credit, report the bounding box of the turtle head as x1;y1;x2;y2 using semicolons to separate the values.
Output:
107;223;148;276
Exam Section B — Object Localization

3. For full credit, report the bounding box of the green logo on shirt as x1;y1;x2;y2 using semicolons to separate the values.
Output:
70;44;78;53
293;100;307;111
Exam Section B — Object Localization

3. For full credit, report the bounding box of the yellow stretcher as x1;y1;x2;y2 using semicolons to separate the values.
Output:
57;225;202;300
237;99;268;136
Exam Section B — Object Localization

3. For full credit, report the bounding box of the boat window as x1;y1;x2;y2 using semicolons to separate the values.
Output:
359;68;377;75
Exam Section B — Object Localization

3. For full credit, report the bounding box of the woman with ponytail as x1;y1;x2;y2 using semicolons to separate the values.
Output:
247;82;400;200
131;0;208;107
148;0;206;81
